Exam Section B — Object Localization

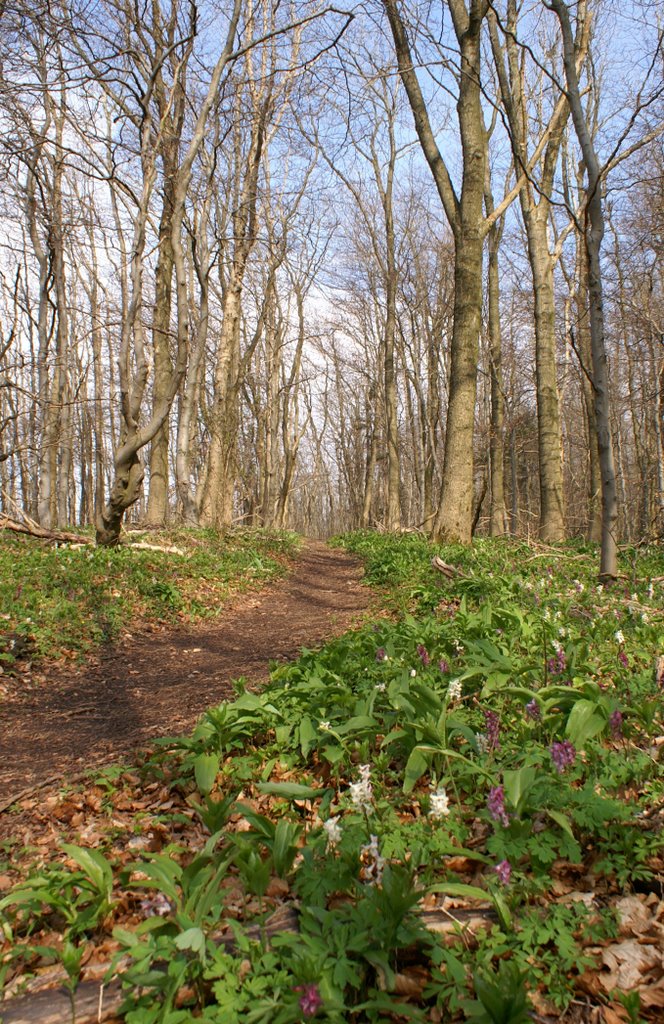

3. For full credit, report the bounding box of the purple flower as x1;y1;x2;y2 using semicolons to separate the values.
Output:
296;983;323;1017
417;644;431;667
484;710;501;751
610;709;623;739
438;658;450;674
525;699;541;720
375;647;387;663
494;859;512;885
550;740;576;774
547;649;567;675
487;785;510;827
618;651;629;668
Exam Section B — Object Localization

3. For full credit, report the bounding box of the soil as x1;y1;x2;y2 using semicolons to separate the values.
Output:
0;540;371;808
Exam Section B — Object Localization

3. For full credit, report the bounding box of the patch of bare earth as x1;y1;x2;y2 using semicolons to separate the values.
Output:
0;541;370;808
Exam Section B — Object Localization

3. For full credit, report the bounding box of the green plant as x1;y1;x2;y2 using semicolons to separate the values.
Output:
464;961;531;1024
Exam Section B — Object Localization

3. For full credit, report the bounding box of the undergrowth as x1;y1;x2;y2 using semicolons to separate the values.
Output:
1;531;663;1022
0;527;299;664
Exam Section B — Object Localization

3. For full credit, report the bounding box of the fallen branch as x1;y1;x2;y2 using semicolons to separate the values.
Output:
128;541;185;556
0;774;66;816
0;515;90;546
431;556;464;579
0;904;495;1023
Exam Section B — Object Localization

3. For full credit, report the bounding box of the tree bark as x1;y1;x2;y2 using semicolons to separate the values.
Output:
383;0;490;544
551;0;618;577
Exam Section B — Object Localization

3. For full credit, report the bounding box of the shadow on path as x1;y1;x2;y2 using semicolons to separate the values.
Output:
0;541;371;800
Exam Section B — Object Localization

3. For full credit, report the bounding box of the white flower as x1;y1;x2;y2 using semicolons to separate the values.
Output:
410;668;417;678
375;682;386;692
615;630;625;644
524;581;534;591
448;678;462;702
319;720;330;731
641;613;649;624
596;584;604;594
543;609;551;621
323;816;342;848
476;732;489;754
558;627;567;638
552;639;563;654
429;786;450;820
359;834;385;886
631;593;638;603
349;764;374;813
648;583;654;599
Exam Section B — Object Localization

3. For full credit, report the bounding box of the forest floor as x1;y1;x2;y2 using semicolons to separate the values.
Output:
0;540;371;810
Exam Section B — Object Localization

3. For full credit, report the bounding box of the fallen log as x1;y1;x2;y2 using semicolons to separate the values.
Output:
0;515;90;546
0;904;495;1023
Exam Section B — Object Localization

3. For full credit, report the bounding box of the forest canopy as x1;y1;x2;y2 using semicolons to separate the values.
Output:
0;0;662;567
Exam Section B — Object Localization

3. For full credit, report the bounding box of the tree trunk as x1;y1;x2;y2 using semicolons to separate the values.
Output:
552;0;618;577
486;198;506;536
526;208;566;540
382;141;401;532
576;242;602;542
383;0;491;545
432;221;484;542
145;186;176;526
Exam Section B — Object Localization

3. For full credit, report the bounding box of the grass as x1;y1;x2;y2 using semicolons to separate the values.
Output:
0;527;300;664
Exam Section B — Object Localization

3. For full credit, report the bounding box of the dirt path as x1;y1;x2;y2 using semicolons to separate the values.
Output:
0;541;370;803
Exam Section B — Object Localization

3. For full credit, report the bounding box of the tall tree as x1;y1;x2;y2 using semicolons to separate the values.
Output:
489;0;590;542
382;0;523;542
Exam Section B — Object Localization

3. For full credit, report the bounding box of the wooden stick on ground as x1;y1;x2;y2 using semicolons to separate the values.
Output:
0;905;495;1024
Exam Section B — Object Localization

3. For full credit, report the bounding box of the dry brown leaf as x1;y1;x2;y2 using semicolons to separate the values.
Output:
529;988;561;1016
640;979;664;1009
616;895;651;936
444;855;477;874
600;940;661;990
577;968;606;998
601;1006;628;1024
265;877;289;898
393;966;429;997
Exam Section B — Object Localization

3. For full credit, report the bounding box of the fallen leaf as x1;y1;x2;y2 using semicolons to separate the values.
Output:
266;877;289;898
640;979;664;1009
600;940;661;990
616;895;651;936
601;1006;627;1024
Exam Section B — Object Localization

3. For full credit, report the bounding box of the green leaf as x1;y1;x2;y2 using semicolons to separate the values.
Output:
272;819;300;877
566;699;607;749
429;882;490;903
133;854;183;901
174;927;206;954
403;747;430;794
193;752;220;795
546;808;576;841
321;743;345;765
502;767;537;814
490;889;513;931
61;844;113;896
333;714;376;736
256;781;324;800
298;715;317;756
